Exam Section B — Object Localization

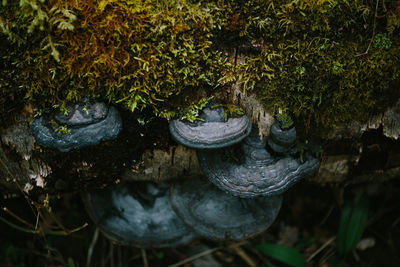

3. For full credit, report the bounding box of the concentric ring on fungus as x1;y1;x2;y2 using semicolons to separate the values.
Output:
169;105;252;149
197;127;321;198
32;101;122;152
170;178;282;241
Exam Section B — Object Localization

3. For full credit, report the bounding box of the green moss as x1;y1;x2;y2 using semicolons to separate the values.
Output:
232;0;400;135
180;96;213;123
1;0;231;113
1;0;400;137
211;103;244;121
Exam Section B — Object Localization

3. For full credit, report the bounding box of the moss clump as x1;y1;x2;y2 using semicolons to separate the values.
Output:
1;0;400;135
227;0;400;133
1;0;231;115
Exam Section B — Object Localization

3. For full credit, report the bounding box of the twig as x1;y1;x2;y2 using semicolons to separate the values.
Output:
7;176;39;224
0;216;44;234
247;246;276;267
0;155;36;215
141;249;149;267
46;205;69;232
168;247;221;267
318;247;336;266
352;250;361;262
67;222;89;234
37;208;58;230
319;205;334;226
35;211;40;230
355;0;379;57
0;216;87;236
307;236;336;262
86;228;100;267
229;243;258;267
3;207;36;229
0;216;69;236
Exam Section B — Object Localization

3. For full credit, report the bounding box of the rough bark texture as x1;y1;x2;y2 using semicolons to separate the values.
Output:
231;83;275;139
122;145;203;183
0;115;51;192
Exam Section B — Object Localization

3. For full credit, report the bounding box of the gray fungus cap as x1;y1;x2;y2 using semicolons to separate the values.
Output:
32;101;122;152
170;179;282;241
82;182;197;248
198;128;321;198
267;122;297;154
169;106;252;149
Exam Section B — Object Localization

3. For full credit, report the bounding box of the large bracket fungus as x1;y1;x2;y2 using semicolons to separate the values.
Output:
32;101;122;152
169;105;252;149
170;179;282;241
82;182;197;248
197;126;321;198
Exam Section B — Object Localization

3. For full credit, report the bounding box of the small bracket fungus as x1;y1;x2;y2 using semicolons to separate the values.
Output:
32;101;122;152
170;179;282;241
267;119;297;154
197;127;321;198
82;182;197;248
169;105;252;149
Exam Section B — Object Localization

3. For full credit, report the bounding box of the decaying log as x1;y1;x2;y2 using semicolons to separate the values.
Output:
122;145;203;183
1;96;400;194
0;115;51;192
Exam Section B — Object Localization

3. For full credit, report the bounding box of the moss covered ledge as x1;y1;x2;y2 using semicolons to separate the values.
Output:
1;0;400;136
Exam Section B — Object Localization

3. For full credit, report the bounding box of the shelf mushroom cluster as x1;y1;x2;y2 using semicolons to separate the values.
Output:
169;105;321;198
79;104;282;247
82;179;282;247
166;104;321;244
32;101;321;248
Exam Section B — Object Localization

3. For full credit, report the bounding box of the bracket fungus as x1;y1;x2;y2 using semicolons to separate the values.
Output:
82;182;197;248
169;105;252;149
170;179;282;241
197;127;321;198
32;101;122;152
267;119;297;155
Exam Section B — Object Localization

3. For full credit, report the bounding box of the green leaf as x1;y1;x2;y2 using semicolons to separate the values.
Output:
337;195;369;255
295;238;315;251
68;258;75;267
337;200;352;255
257;243;306;267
